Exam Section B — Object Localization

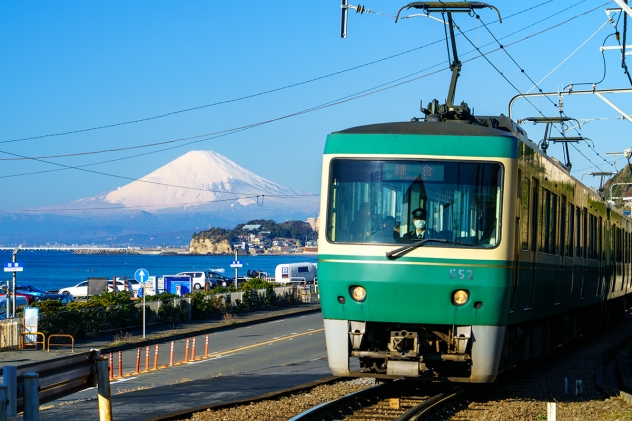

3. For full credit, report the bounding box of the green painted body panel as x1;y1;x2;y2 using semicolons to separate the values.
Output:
318;254;512;326
324;133;518;158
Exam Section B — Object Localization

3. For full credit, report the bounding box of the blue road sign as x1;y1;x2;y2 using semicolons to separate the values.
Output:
230;260;243;268
4;262;23;272
135;268;149;283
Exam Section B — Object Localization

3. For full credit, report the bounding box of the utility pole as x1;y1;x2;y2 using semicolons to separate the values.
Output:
234;248;239;289
12;247;19;318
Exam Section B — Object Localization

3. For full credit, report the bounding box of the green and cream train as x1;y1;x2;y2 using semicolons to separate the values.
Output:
317;114;632;383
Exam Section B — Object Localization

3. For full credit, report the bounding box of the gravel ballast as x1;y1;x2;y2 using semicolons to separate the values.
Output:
186;315;632;421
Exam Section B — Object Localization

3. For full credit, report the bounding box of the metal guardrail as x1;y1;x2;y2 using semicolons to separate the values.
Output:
48;334;75;353
9;350;100;413
19;332;45;350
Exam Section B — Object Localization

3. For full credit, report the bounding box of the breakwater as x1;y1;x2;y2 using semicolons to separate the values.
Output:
73;249;140;255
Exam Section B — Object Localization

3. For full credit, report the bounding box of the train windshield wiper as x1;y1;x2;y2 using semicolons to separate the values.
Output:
386;238;447;260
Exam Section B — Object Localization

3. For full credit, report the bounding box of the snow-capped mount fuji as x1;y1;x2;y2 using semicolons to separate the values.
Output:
0;151;319;246
75;150;319;216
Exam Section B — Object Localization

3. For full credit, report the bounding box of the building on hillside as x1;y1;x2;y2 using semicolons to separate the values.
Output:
242;224;262;231
307;215;319;232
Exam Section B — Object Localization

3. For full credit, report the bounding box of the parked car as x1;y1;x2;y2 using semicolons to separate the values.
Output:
218;276;250;288
207;271;233;287
0;285;47;304
34;294;74;305
123;278;141;295
108;279;134;295
58;281;89;298
58;280;133;298
176;271;219;290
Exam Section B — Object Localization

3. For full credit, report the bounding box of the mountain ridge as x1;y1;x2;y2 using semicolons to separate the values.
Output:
1;150;319;246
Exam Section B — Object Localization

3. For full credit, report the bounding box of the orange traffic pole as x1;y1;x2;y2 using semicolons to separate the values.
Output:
191;337;196;361
118;350;123;378
184;338;190;363
109;353;114;380
145;346;150;372
135;348;141;373
170;341;174;366
204;335;209;358
153;344;159;370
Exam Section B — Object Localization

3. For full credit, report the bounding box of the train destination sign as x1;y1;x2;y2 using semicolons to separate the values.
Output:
382;162;445;182
4;262;23;272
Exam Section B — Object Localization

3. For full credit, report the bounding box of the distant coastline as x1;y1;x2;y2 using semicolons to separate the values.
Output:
71;248;317;256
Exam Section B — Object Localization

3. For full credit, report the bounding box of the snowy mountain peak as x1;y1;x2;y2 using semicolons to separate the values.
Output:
86;150;314;213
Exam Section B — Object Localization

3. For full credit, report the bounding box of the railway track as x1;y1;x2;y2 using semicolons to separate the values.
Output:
289;381;468;421
146;377;469;421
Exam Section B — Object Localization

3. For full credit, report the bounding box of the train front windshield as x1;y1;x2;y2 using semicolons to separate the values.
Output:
326;159;503;248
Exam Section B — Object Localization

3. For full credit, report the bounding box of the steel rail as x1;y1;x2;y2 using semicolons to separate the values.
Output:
289;382;464;421
399;386;470;420
288;383;388;421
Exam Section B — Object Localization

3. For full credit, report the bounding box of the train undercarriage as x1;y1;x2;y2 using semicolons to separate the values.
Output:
326;296;630;383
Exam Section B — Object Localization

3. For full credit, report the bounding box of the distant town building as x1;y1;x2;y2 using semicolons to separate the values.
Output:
242;224;262;231
307;216;319;232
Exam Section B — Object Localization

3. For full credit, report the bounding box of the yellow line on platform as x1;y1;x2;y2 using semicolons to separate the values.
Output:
114;327;325;378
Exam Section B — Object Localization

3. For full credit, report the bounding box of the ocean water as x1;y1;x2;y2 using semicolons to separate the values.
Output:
0;250;318;292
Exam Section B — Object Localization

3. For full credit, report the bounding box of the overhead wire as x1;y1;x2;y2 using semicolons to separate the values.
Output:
0;1;600;164
0;148;319;200
530;20;611;93
0;0;563;146
0;2;612;212
475;11;617;173
4;195;261;213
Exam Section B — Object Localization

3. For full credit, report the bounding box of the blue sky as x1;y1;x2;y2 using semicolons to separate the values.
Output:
1;0;632;210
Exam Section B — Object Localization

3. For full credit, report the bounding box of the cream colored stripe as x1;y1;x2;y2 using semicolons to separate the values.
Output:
319;259;513;269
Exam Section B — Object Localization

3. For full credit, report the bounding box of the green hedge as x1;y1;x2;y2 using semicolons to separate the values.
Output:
35;281;301;337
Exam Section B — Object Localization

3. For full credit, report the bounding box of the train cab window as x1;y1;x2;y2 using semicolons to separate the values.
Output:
325;159;503;248
576;207;582;257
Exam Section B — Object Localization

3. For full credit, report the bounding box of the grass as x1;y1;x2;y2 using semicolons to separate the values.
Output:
222;313;238;325
116;383;156;395
109;330;134;347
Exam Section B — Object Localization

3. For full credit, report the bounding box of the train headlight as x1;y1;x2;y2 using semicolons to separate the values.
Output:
349;286;367;302
452;289;469;306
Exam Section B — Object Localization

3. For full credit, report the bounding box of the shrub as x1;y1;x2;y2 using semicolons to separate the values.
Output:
190;292;225;320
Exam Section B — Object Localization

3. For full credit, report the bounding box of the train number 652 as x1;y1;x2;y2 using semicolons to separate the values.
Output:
449;269;474;280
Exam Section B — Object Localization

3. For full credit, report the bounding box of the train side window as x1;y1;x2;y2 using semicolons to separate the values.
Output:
582;208;588;259
575;207;582;257
550;193;558;255
521;179;530;251
530;178;539;253
560;196;567;257
618;227;623;263
592;215;598;260
598;216;602;261
567;204;575;257
541;188;550;254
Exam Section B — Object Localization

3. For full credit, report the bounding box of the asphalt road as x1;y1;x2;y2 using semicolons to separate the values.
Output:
20;311;329;421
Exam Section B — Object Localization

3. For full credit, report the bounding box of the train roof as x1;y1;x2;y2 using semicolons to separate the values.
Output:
335;115;529;143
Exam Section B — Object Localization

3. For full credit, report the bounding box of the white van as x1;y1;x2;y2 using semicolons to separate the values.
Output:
274;263;317;284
